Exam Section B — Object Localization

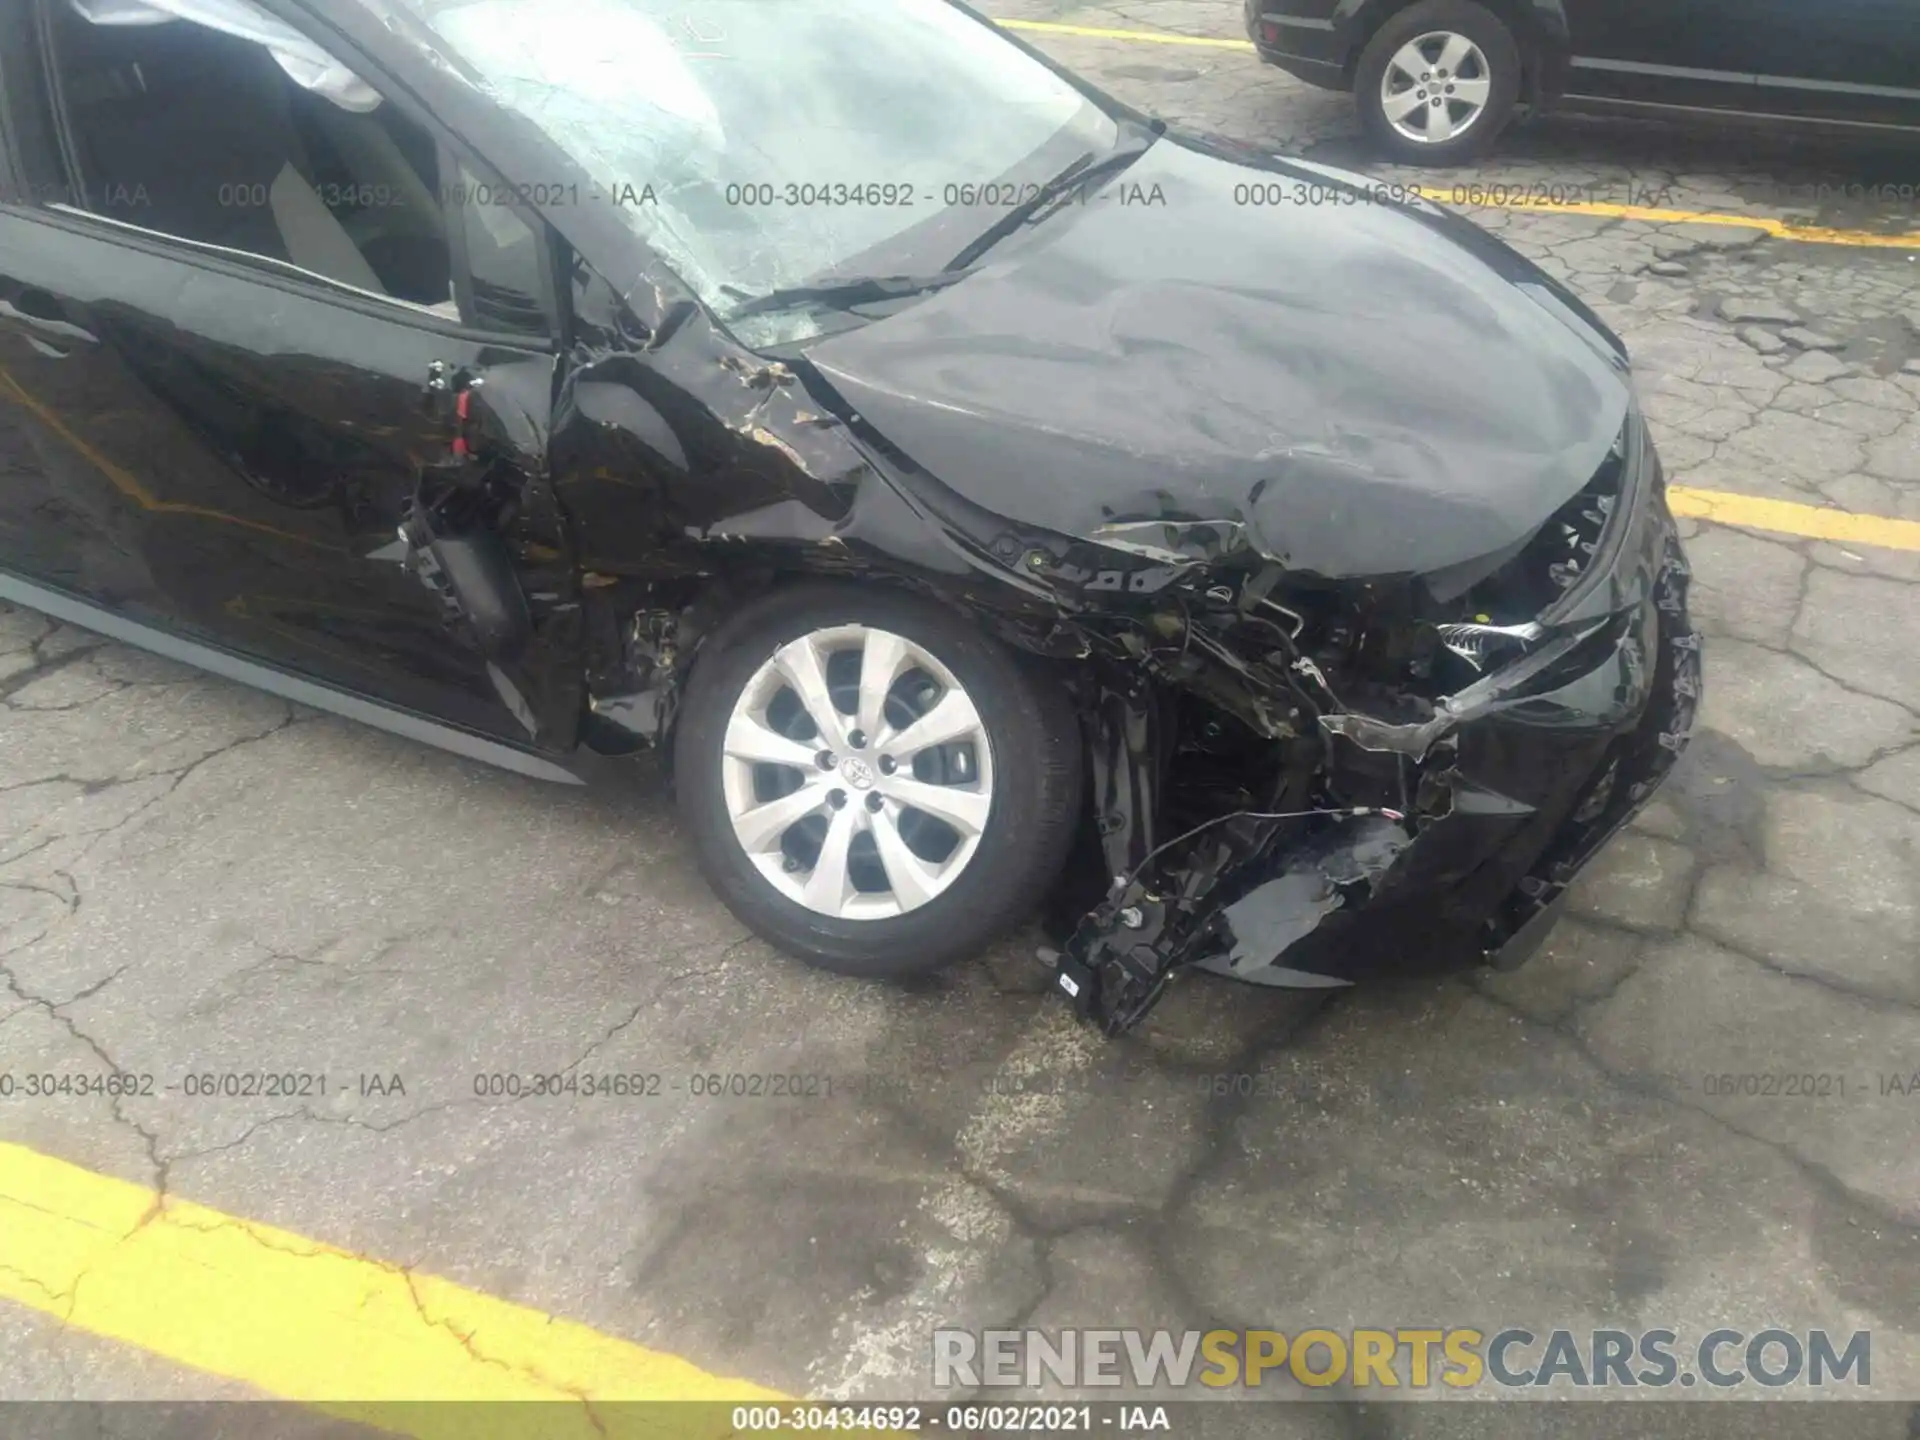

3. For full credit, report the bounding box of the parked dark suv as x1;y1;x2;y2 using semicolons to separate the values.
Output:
1248;0;1920;163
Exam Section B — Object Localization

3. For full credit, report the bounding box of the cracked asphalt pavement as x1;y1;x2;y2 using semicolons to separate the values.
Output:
5;4;1920;1426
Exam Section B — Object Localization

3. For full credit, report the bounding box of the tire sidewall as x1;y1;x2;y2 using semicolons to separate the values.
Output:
1355;0;1522;165
674;583;1079;975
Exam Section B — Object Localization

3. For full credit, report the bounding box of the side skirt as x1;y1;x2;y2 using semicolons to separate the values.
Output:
1555;92;1920;135
0;571;585;786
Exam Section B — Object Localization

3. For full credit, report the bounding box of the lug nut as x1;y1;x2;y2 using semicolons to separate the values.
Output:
848;729;866;750
865;793;883;813
828;789;847;809
816;750;836;769
878;755;897;775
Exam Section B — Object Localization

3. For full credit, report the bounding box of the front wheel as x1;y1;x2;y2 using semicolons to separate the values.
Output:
674;584;1082;977
1352;0;1521;165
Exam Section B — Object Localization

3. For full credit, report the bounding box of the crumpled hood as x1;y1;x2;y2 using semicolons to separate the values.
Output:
804;135;1632;580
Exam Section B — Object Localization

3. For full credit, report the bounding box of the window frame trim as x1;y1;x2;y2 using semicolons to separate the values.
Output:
4;198;557;350
31;0;90;210
21;0;568;349
0;9;23;198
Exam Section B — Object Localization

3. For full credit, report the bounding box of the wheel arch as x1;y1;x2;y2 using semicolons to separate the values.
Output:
667;574;1088;973
1341;0;1570;104
578;562;1086;765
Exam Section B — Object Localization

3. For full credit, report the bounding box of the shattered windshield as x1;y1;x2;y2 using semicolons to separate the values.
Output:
398;0;1119;341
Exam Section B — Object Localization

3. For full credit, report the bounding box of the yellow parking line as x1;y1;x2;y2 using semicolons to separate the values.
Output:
991;20;1920;250
995;17;1254;49
0;1141;784;1438
1670;486;1920;551
1411;191;1920;250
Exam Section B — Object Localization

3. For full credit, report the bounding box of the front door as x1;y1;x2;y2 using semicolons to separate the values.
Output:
0;0;581;748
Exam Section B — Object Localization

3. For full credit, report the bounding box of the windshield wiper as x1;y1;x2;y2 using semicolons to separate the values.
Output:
725;270;975;323
941;134;1158;274
721;127;1159;326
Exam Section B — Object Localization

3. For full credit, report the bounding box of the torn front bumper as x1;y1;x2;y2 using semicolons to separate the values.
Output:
1053;429;1701;1034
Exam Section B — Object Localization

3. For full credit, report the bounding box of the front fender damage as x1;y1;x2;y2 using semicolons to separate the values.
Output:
544;259;1696;1033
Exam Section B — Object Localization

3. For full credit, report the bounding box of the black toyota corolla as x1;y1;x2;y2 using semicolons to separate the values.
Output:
0;0;1697;1033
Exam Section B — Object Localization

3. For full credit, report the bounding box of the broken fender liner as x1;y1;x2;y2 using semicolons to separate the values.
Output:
1201;815;1412;985
1053;808;1412;1035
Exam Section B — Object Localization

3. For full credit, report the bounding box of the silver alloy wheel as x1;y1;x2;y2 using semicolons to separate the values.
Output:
719;624;995;920
1379;31;1493;144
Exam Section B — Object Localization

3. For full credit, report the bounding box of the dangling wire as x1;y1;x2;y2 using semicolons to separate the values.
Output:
1113;804;1406;897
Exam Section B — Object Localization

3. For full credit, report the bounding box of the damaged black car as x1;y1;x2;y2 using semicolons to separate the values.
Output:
0;0;1699;1034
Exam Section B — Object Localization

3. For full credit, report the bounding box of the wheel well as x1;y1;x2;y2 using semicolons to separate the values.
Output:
582;568;999;758
578;570;774;758
1342;0;1545;102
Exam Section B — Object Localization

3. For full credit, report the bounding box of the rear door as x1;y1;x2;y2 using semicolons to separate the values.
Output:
1737;0;1920;125
1557;0;1760;112
0;0;582;748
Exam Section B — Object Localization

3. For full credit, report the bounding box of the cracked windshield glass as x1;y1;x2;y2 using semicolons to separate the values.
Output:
401;0;1120;342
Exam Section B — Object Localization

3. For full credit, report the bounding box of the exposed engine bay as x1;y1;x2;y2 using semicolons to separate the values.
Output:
1018;415;1699;1032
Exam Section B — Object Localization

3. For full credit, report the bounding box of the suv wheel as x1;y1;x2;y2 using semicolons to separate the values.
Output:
1353;0;1521;165
674;584;1082;977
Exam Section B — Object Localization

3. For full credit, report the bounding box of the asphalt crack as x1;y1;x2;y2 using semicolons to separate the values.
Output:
1477;977;1920;1235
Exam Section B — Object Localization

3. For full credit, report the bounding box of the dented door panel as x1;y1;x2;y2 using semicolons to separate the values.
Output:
0;208;579;747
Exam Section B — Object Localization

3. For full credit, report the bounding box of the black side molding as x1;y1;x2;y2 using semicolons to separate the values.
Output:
0;571;585;786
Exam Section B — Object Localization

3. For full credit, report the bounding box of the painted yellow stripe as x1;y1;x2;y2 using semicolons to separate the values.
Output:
995;17;1254;49
989;21;1920;249
1670;486;1920;552
1408;189;1920;250
0;1141;784;1439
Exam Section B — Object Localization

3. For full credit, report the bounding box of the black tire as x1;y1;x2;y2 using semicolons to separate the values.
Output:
1353;0;1521;165
673;582;1083;977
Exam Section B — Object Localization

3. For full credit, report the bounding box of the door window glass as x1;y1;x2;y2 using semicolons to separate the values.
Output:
41;0;549;335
